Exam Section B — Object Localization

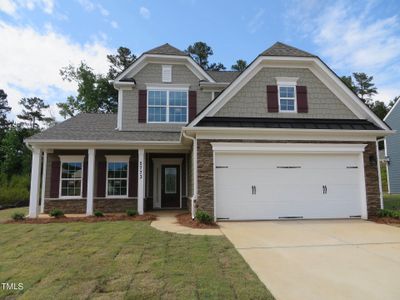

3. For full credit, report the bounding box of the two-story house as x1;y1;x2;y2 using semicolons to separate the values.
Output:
26;42;392;220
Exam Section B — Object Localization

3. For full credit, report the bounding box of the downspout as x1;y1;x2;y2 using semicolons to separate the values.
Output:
182;130;197;219
376;138;384;209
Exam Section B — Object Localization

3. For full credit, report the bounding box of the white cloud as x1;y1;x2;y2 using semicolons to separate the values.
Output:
139;6;150;19
0;0;17;16
110;20;118;29
286;0;400;103
0;21;113;120
77;0;109;16
247;8;265;34
0;0;54;16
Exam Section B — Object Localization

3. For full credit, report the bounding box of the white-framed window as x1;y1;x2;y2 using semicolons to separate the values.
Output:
162;65;172;83
106;156;130;197
59;155;85;198
278;86;296;112
147;89;188;123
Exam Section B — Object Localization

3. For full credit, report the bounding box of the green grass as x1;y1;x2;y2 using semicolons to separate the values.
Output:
0;212;273;299
380;163;388;193
384;194;400;211
0;206;28;222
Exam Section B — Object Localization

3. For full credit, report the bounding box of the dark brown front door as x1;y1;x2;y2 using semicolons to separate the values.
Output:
161;165;180;208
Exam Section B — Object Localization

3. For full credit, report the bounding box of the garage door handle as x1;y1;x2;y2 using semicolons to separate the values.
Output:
251;185;256;195
322;185;328;194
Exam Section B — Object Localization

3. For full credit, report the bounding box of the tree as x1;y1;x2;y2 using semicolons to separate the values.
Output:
370;101;389;120
186;42;213;69
208;62;226;71
0;89;12;139
388;95;399;110
352;72;377;105
107;46;136;79
186;41;226;70
231;59;247;72
340;76;357;93
57;62;118;118
17;97;54;129
0;125;33;176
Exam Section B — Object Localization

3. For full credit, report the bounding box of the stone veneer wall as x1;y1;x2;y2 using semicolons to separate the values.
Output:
44;198;137;214
196;139;380;218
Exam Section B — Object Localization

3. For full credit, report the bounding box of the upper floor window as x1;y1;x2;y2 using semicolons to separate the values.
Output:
279;86;296;112
148;90;188;123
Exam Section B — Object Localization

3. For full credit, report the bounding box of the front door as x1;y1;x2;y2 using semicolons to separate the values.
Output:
161;165;180;208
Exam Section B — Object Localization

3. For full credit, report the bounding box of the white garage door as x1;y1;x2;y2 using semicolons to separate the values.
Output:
215;152;364;220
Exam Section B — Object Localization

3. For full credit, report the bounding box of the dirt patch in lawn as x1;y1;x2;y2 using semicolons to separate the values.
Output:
4;213;157;224
176;213;219;229
371;217;400;227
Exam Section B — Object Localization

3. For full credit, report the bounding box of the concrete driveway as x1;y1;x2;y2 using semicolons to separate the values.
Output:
219;220;400;300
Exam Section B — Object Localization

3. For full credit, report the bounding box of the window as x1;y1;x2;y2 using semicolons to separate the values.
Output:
164;167;177;194
106;156;129;197
59;156;84;198
148;90;188;123
162;65;172;82
279;86;296;112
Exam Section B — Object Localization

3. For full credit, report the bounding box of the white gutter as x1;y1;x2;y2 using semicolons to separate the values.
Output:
182;131;197;219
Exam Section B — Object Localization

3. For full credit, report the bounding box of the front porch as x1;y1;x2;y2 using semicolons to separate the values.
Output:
28;147;191;217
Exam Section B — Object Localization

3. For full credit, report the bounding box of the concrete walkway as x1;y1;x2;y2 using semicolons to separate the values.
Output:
150;210;222;236
220;220;400;300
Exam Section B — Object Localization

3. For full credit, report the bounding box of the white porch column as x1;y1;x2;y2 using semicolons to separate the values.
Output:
40;150;48;214
137;148;145;215
28;147;42;218
86;148;95;216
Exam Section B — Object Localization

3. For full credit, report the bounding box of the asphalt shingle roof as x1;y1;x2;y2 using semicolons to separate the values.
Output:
27;114;181;142
206;70;241;83
196;117;382;130
144;43;188;56
260;42;316;57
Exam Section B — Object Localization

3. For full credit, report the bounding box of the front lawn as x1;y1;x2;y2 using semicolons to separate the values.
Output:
0;213;273;299
384;194;400;211
0;206;28;222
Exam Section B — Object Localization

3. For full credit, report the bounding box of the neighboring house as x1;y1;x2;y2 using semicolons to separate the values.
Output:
26;42;393;220
384;100;400;194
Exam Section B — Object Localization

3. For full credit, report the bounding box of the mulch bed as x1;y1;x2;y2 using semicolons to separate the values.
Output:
4;214;157;224
371;217;400;226
176;213;219;229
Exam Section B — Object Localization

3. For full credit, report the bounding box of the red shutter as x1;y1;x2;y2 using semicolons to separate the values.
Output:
97;161;106;197
138;90;147;123
296;86;308;113
188;91;197;122
82;161;88;197
50;161;60;198
267;85;279;112
128;160;138;197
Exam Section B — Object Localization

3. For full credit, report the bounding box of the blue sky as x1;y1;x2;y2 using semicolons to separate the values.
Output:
1;0;400;121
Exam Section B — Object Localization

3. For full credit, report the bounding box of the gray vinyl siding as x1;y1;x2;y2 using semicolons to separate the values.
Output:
215;67;358;119
121;63;212;131
385;106;400;194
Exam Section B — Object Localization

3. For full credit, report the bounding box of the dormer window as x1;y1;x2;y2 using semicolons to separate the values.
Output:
279;86;296;112
276;77;298;113
162;65;172;82
147;89;188;123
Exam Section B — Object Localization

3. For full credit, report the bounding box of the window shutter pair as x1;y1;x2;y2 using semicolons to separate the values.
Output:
50;160;88;198
266;85;308;113
138;90;197;123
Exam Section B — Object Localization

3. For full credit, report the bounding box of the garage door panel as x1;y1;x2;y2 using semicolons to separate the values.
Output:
215;152;363;220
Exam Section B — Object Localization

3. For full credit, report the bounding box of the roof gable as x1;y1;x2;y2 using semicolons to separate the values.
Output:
384;99;400;123
144;43;188;56
260;42;316;57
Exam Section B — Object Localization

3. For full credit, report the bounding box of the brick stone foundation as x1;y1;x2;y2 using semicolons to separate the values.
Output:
197;139;380;218
44;198;137;214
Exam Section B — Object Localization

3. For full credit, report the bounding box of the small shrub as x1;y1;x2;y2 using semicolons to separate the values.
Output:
195;210;213;224
378;209;400;219
126;209;138;217
49;209;64;218
94;210;104;217
11;212;25;221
